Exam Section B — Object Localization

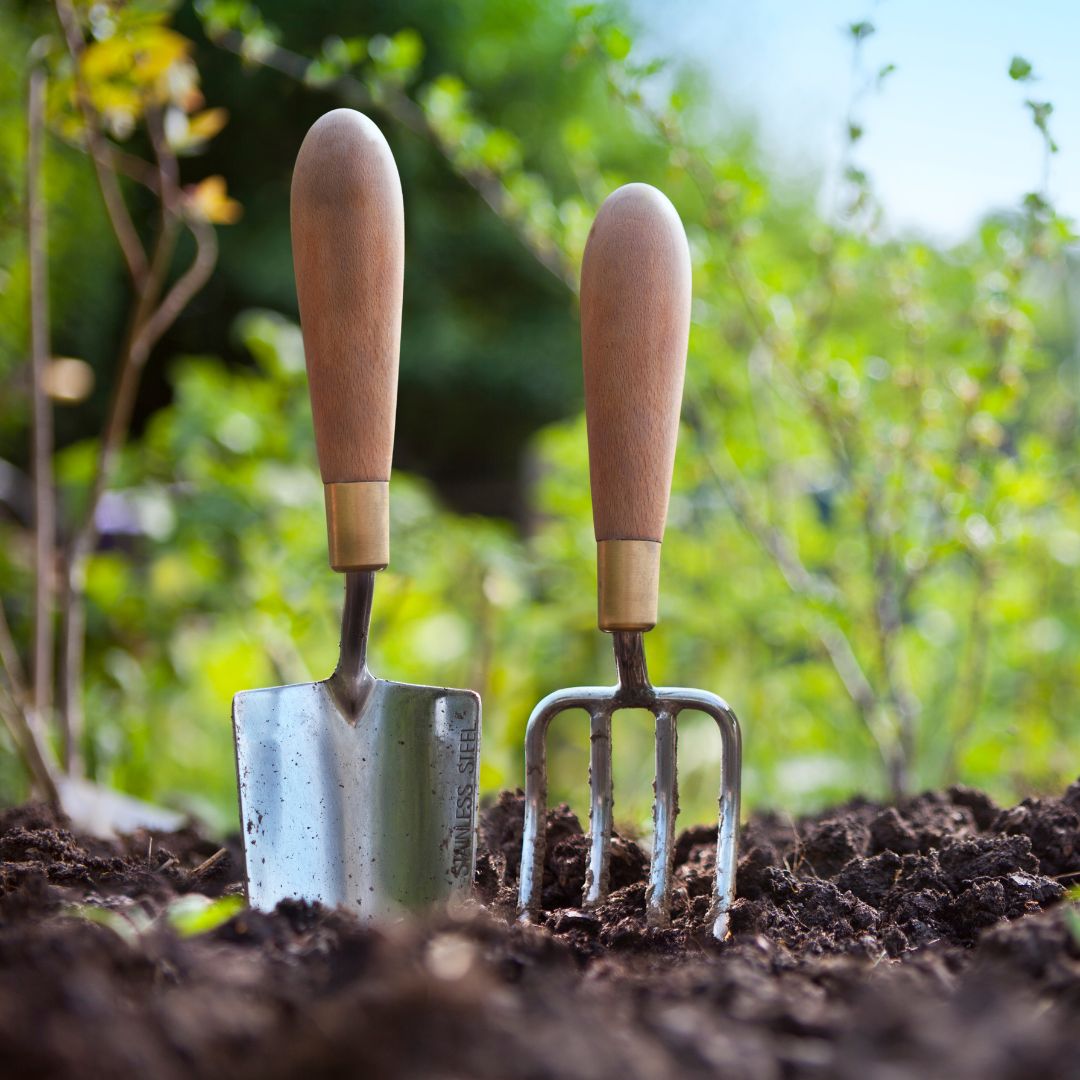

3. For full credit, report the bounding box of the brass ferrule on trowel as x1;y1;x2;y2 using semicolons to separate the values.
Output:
596;539;661;631
325;481;390;572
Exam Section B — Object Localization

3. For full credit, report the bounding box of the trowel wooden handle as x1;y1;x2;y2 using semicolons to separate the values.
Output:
580;183;691;632
291;109;404;572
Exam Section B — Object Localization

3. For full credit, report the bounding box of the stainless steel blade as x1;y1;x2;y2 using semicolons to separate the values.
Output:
233;573;481;918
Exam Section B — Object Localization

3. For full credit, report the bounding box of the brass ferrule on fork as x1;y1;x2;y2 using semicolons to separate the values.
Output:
597;540;661;632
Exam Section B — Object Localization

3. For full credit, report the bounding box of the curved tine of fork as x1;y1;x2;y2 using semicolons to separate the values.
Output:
518;686;611;922
658;688;742;940
645;706;678;927
584;706;614;907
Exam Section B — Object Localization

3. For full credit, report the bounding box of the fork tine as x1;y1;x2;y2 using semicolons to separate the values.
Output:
646;707;678;926
519;682;741;937
519;700;554;920
584;708;613;906
711;701;741;940
519;688;607;921
651;689;741;939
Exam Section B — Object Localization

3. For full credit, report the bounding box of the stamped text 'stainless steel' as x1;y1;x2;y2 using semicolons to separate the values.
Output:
232;109;481;917
517;184;742;939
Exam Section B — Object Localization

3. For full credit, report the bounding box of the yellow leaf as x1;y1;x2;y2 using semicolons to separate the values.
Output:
81;26;195;118
130;28;191;82
81;38;132;81
186;176;242;225
187;108;228;142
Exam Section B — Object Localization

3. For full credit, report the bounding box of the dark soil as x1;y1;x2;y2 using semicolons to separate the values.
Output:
3;784;1080;1079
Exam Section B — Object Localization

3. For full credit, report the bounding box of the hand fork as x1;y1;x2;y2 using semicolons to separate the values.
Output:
517;184;742;939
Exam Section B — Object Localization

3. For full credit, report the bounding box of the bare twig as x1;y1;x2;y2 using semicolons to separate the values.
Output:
56;218;178;767
53;10;220;764
689;422;902;784
706;455;838;605
134;216;218;356
53;0;148;282
54;129;165;195
27;62;56;732
0;597;29;705
0;601;59;802
57;213;216;767
860;476;920;787
190;848;228;878
942;559;993;782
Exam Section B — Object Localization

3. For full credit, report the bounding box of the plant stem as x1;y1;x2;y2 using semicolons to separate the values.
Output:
52;7;219;769
27;63;55;736
0;600;59;803
56;198;216;769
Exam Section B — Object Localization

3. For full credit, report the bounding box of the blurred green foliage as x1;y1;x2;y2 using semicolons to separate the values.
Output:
1;2;1078;834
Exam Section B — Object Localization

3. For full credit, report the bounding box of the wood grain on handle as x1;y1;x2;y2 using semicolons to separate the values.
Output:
291;109;404;571
580;183;691;630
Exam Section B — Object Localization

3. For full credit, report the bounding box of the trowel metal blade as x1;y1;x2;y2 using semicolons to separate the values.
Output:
233;676;481;917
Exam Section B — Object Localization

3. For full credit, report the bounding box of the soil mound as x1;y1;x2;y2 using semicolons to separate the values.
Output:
2;783;1079;1078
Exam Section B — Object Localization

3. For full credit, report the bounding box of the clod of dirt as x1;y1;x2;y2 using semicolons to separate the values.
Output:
2;780;1079;1079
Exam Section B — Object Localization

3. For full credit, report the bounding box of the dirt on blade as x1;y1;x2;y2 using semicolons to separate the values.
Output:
2;782;1080;1078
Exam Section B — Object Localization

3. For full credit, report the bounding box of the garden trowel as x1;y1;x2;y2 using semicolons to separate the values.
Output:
232;109;481;919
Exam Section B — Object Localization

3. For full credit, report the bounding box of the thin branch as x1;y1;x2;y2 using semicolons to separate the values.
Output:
28;63;56;729
0;600;59;802
0;596;29;702
55;129;164;194
696;432;839;605
942;561;993;783
57;215;178;768
207;27;577;290
134;215;217;355
690;423;901;784
54;0;148;282
57;167;217;764
54;84;218;762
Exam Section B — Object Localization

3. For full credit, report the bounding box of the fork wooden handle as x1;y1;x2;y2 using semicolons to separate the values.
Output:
580;183;691;631
291;109;404;572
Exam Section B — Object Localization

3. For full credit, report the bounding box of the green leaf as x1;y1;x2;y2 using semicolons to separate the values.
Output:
1066;905;1080;947
65;903;152;944
303;58;339;87
1026;99;1053;126
370;28;424;81
848;21;875;42
480;128;522;171
1008;55;1033;81
1023;191;1050;214
166;894;245;937
322;34;366;67
600;25;632;61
